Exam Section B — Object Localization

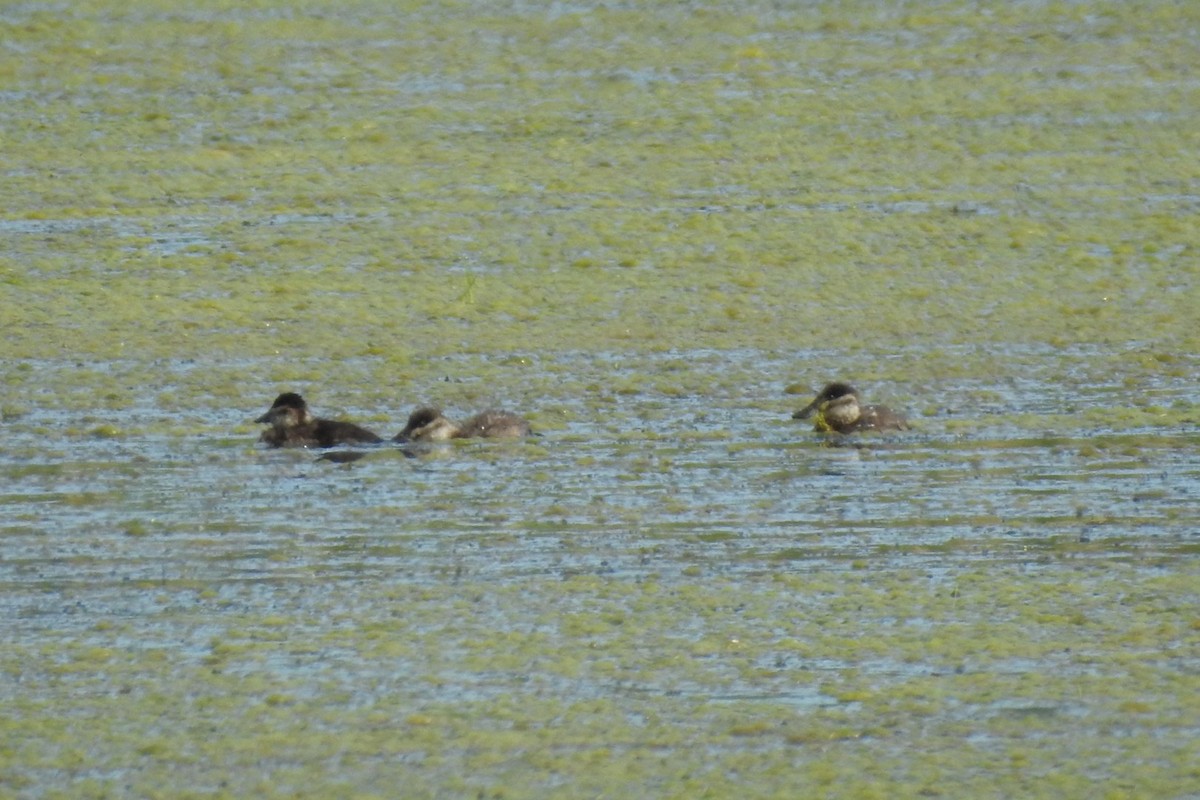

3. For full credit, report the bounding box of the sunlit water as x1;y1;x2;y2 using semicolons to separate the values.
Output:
4;0;1199;792
3;359;1199;796
5;345;1196;615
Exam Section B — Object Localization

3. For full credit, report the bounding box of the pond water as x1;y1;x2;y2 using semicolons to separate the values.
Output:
3;347;1198;796
3;0;1200;796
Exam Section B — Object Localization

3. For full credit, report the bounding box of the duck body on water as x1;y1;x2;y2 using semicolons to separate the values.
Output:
792;382;909;434
255;393;384;448
253;382;905;452
393;407;532;443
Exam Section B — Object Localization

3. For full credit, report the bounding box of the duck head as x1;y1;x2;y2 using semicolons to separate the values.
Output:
255;392;312;428
792;383;861;421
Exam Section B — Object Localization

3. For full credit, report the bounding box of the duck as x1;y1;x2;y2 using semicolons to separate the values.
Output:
255;392;384;448
393;406;532;443
792;382;908;434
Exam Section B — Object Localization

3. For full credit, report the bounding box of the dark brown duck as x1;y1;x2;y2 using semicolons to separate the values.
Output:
792;382;908;434
393;407;532;443
255;392;384;448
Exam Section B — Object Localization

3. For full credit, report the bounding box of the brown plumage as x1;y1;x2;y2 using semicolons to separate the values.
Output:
393;406;532;443
792;382;908;434
255;392;383;448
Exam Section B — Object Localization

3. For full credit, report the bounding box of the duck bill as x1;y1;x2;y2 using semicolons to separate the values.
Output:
254;411;273;424
792;400;819;420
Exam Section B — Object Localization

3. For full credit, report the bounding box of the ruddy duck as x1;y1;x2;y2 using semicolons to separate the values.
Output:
255;392;384;448
792;382;908;434
393;406;532;443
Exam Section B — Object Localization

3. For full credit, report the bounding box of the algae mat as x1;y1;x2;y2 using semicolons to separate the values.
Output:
2;1;1199;798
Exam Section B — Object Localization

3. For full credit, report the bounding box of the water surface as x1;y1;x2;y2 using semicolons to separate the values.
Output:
2;0;1199;796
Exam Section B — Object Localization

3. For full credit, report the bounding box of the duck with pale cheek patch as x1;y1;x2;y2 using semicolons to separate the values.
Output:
255;392;384;448
393;407;532;443
792;382;908;434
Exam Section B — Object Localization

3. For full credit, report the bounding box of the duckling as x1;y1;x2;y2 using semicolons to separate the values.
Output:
792;382;908;434
255;392;384;448
393;406;532;443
